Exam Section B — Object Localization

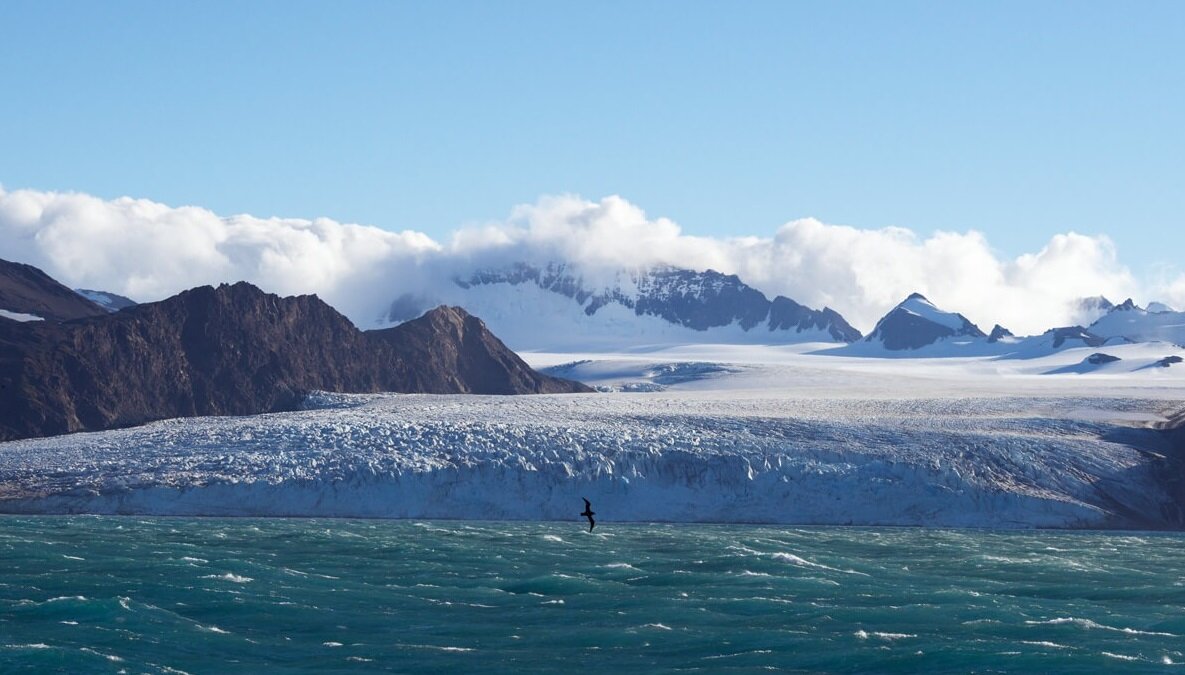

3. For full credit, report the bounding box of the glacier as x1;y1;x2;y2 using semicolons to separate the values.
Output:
1;343;1183;529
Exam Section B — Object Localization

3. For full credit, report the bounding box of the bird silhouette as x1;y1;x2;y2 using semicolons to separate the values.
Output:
580;497;596;532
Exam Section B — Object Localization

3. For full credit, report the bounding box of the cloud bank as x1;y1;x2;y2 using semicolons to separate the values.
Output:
0;186;1172;335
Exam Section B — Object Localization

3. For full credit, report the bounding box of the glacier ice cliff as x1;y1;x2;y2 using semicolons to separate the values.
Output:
1;392;1181;529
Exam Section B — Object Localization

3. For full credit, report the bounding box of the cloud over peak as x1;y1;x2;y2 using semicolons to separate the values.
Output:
0;186;1168;334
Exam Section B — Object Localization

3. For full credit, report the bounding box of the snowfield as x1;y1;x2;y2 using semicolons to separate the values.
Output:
2;342;1183;528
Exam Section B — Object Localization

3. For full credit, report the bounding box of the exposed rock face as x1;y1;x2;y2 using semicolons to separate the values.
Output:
0;281;590;441
864;293;985;350
449;263;862;343
767;296;862;342
0;258;107;321
1047;326;1107;349
369;305;587;395
1155;356;1183;368
987;325;1014;343
1086;353;1120;365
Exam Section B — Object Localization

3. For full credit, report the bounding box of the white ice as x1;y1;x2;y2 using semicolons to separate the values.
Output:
0;309;44;322
1;341;1182;528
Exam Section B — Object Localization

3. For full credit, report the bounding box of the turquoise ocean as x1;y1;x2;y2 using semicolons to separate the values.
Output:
2;517;1183;673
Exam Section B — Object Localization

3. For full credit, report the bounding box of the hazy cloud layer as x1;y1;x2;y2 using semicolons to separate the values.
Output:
0;187;1167;334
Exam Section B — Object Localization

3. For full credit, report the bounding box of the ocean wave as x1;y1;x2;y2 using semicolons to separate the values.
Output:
202;573;253;584
1024;617;1176;637
854;630;916;640
772;552;869;576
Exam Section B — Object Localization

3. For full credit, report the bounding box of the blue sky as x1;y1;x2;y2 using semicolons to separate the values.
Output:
1;1;1181;275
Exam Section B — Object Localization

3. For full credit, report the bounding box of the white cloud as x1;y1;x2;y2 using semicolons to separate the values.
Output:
0;187;1148;334
0;187;440;324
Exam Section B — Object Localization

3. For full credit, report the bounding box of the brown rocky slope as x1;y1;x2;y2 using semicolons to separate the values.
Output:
0;258;108;321
0;281;590;441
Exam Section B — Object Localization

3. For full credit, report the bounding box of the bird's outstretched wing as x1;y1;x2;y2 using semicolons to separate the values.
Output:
583;497;591;510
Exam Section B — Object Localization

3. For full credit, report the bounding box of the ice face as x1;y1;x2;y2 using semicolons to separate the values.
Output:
0;386;1178;528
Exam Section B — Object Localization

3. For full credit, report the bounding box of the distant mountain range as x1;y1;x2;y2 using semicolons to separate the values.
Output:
377;260;1185;355
389;262;861;349
75;288;138;312
848;292;1183;359
0;258;588;441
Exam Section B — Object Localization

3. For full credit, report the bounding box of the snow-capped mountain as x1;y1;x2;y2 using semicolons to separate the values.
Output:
75;288;138;312
1088;299;1185;346
389;263;861;350
861;293;986;350
1074;295;1115;325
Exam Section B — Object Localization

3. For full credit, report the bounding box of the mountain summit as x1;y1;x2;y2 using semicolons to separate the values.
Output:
0;276;589;441
395;263;861;349
0;258;108;321
863;293;986;350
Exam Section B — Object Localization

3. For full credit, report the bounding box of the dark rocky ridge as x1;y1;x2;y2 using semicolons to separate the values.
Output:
1047;326;1107;349
987;325;1014;343
0;258;108;321
864;293;986;350
450;263;862;342
0;281;590;442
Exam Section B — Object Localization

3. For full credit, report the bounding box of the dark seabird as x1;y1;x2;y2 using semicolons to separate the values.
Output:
580;497;596;532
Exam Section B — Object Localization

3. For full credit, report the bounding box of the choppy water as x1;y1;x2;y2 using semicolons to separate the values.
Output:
1;517;1183;673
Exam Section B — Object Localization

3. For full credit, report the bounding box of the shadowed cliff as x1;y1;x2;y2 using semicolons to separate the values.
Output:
0;281;590;441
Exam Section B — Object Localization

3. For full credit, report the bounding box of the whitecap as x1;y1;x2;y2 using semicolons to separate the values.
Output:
772;552;869;576
396;644;475;653
5;643;52;649
198;625;230;634
854;629;914;640
62;554;85;561
643;623;673;631
80;647;124;662
541;534;564;543
702;649;774;660
1021;641;1073;649
1024;617;1176;637
181;557;208;564
603;563;638;570
1102;652;1140;662
202;573;253;584
323;642;343;647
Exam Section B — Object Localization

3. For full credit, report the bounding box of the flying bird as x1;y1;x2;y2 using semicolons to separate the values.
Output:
580;497;596;532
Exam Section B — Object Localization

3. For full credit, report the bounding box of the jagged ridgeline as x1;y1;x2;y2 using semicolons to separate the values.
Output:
0;260;589;441
390;263;861;348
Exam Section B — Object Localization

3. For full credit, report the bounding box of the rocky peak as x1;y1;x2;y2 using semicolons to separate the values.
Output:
987;325;1014;343
864;293;985;350
0;258;108;321
0;270;590;442
450;262;862;344
1046;326;1106;349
